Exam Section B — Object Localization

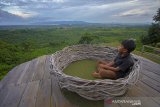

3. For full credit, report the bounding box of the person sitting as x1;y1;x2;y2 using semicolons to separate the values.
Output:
92;39;136;79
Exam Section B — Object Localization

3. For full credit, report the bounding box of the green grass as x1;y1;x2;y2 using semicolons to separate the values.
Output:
64;59;97;80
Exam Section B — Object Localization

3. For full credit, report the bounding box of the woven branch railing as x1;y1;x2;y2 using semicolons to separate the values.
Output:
50;44;141;100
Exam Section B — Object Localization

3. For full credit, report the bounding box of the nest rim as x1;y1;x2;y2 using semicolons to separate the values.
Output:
50;44;141;100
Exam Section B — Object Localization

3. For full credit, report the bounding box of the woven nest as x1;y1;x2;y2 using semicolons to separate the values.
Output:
50;44;141;100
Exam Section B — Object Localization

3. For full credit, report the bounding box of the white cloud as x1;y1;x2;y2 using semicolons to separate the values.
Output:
0;1;15;6
12;11;34;18
113;0;160;18
91;0;139;9
2;6;38;18
114;8;149;17
48;0;64;3
29;0;65;3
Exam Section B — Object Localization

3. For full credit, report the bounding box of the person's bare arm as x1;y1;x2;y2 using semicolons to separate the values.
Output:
99;64;120;72
98;60;114;66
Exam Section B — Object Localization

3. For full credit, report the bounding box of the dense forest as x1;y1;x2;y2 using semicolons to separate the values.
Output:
0;26;148;80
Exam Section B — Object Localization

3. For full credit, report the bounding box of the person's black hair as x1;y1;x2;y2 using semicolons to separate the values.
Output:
121;39;136;53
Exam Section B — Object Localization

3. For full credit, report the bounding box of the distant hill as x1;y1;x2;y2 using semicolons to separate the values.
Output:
31;21;150;26
0;21;150;29
31;21;90;25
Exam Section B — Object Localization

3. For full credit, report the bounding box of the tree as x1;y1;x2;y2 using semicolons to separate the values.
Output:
153;8;160;23
147;24;160;45
78;32;100;44
141;8;160;45
79;35;93;44
21;40;34;51
78;32;92;44
0;40;19;64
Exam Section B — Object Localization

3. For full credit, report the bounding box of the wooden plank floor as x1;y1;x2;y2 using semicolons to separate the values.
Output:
0;55;160;107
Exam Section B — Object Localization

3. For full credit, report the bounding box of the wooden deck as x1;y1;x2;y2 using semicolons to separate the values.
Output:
0;55;160;107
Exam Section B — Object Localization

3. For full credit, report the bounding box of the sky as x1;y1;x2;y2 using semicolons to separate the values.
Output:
0;0;160;25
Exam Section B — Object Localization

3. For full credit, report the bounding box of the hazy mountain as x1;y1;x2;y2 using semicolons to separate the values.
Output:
31;21;90;25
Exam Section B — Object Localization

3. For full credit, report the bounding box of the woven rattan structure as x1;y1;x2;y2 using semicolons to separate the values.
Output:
50;44;140;100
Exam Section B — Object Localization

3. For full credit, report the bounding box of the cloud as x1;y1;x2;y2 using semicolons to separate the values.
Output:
114;8;150;17
0;0;160;24
110;0;160;23
2;6;38;18
11;11;37;18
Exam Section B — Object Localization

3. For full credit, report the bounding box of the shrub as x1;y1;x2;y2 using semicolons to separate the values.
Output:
156;42;160;48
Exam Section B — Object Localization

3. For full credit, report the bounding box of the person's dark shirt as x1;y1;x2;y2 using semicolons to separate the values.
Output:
113;53;134;78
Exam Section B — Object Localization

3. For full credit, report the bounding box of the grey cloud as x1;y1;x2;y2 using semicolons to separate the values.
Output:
0;0;132;9
0;0;159;24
